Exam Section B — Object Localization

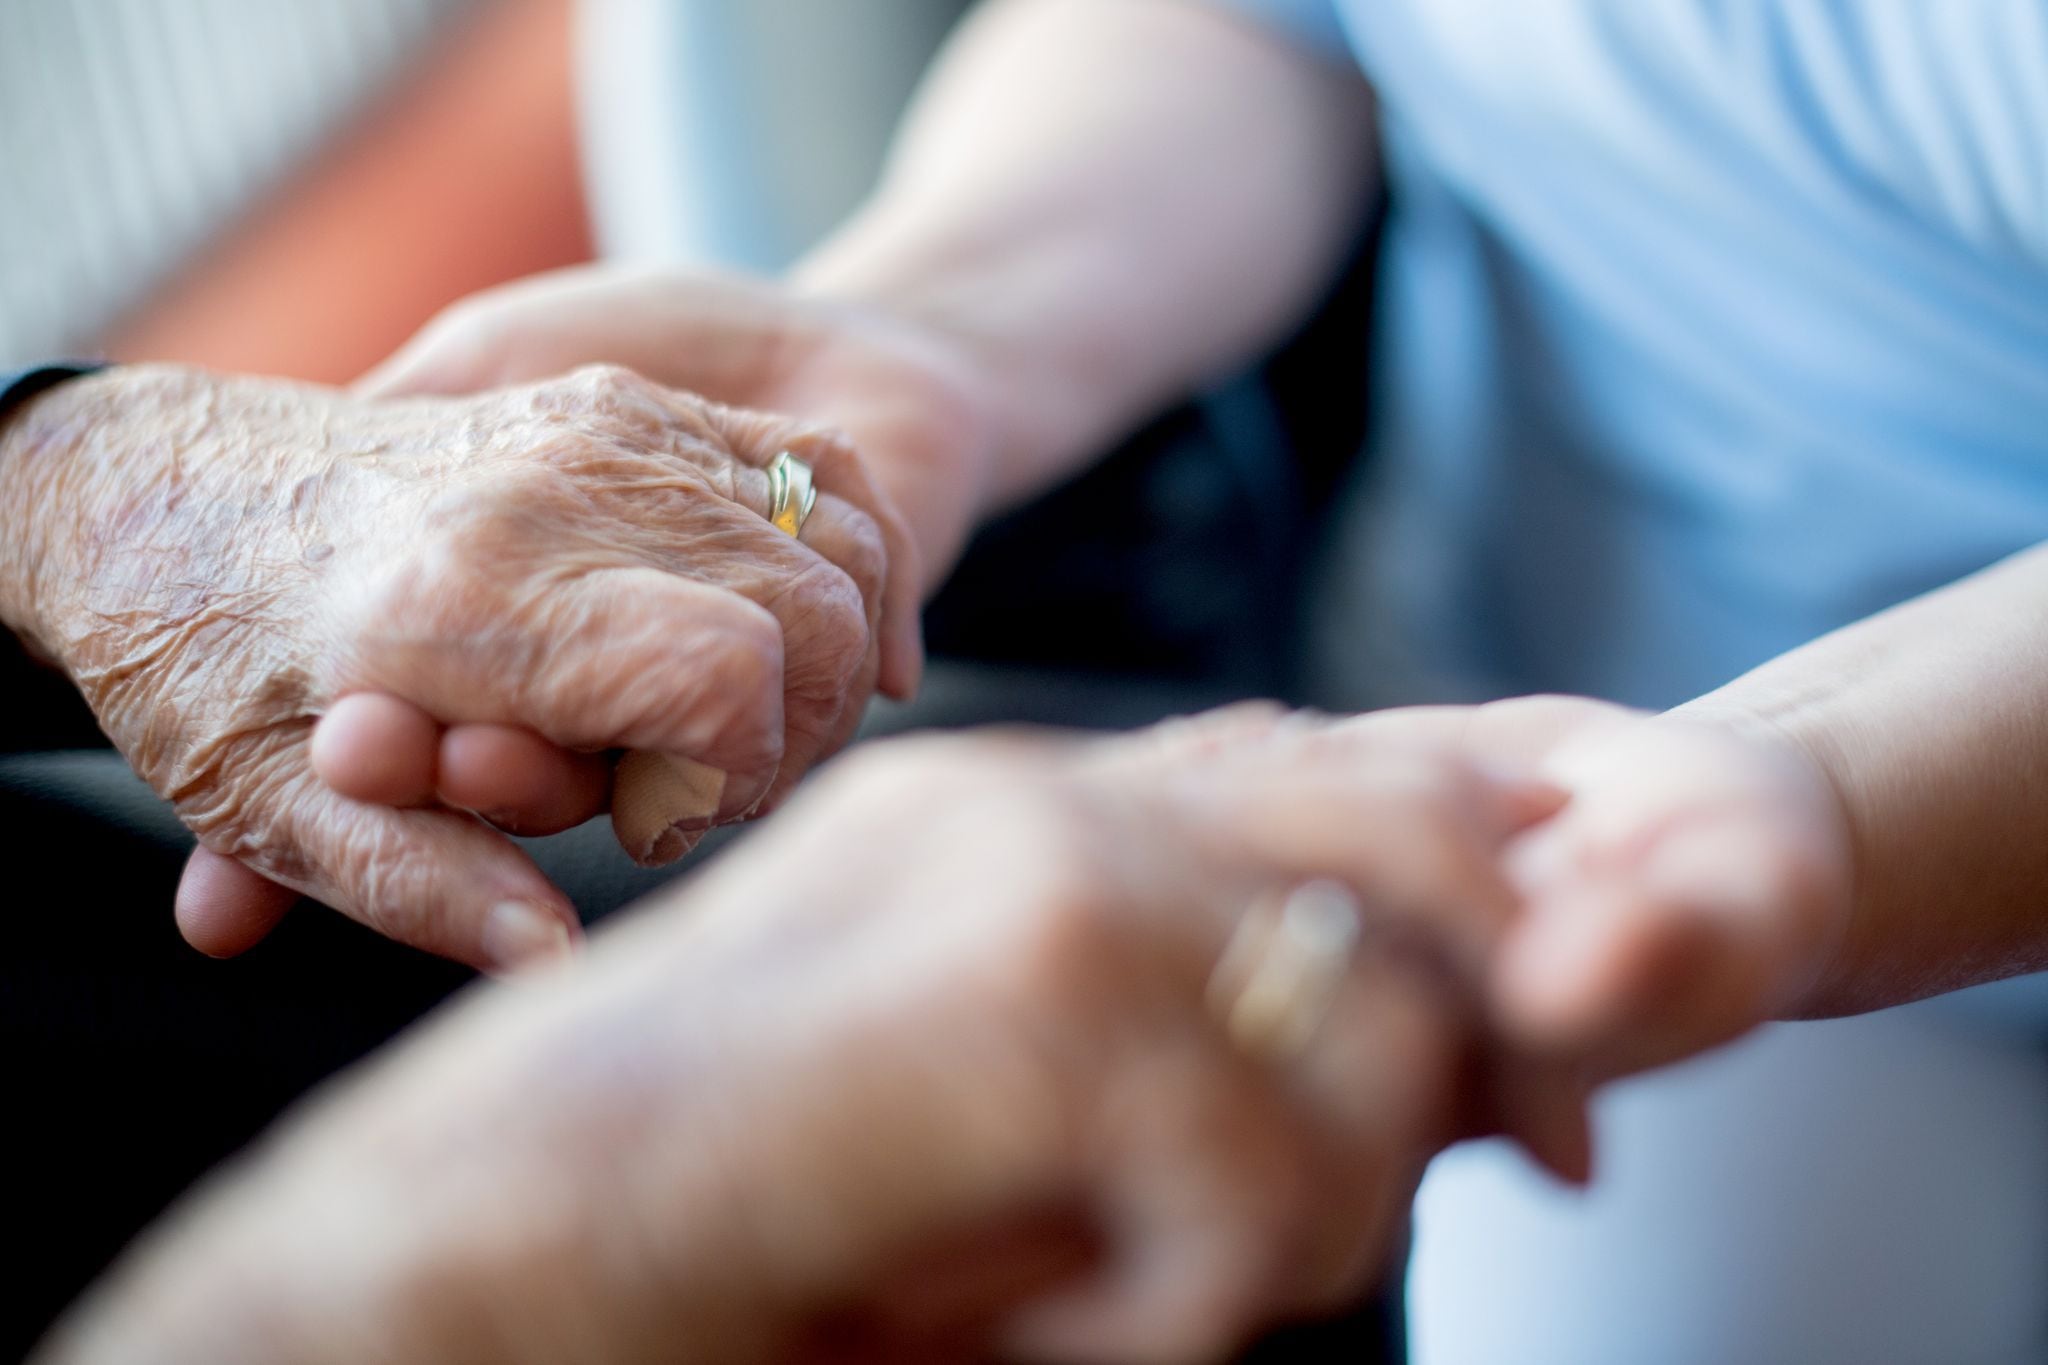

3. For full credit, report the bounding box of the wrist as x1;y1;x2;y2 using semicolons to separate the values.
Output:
791;207;1124;529
0;364;204;658
0;365;110;648
1663;692;1862;1017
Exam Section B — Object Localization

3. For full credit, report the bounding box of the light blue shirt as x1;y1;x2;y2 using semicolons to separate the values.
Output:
1224;0;2048;708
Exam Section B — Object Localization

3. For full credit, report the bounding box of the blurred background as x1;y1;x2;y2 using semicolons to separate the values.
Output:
2;0;959;379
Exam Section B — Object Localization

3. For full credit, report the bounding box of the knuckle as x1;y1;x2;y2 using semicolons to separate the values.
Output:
781;565;870;692
563;361;644;400
707;609;785;696
659;617;786;763
781;421;858;469
1163;702;1294;756
524;365;660;434
1377;752;1473;813
831;505;889;599
348;526;519;667
987;812;1125;1008
1101;702;1295;776
1000;878;1122;1013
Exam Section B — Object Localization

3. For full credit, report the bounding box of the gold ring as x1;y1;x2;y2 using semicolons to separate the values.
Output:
1206;881;1362;1062
767;450;818;538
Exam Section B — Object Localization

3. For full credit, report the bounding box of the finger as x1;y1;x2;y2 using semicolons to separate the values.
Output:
1493;880;1732;1071
999;1055;1309;1364
310;692;441;807
760;424;923;699
1251;877;1594;1197
581;399;888;805
364;567;788;827
1277;953;1467;1311
175;847;299;958
556;387;884;775
749;497;887;814
1498;788;1840;1074
1335;697;1631;773
231;771;582;974
514;374;898;769
1481;1051;1597;1186
860;1207;1099;1352
681;488;882;784
684;405;917;703
571;535;857;855
603;488;878;815
312;697;611;835
437;723;611;835
611;750;730;865
1159;741;1536;977
356;303;498;397
356;269;642;399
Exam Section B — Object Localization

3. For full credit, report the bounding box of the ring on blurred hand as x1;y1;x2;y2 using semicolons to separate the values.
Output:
768;450;818;538
1206;880;1363;1062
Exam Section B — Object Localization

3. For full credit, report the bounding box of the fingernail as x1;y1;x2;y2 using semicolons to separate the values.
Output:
482;901;575;974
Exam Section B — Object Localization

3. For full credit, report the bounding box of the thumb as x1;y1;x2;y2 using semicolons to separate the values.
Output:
355;319;491;398
175;847;299;958
231;770;583;974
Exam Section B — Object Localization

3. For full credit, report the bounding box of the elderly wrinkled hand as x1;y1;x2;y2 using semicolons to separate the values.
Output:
40;709;1583;1365
0;363;918;969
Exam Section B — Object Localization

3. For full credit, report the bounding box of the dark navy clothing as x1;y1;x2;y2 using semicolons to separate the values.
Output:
0;363;104;426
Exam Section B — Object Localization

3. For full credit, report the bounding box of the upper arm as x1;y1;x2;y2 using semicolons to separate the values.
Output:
1187;0;1353;61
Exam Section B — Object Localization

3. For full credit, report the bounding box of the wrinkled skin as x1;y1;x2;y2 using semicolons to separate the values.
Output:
0;363;918;969
178;266;963;952
363;264;995;590
40;711;1582;1365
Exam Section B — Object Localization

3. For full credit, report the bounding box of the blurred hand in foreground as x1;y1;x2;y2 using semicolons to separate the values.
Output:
41;709;1579;1365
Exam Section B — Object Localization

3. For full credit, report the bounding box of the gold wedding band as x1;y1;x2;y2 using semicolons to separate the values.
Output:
767;450;818;539
1206;881;1363;1062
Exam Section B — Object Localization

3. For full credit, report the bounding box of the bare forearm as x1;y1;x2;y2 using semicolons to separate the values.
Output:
794;0;1377;510
1683;544;2048;1016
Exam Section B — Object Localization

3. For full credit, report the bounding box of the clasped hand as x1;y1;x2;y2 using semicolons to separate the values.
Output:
0;362;922;970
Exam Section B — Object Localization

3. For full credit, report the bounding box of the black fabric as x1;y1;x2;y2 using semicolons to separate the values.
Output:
0;362;106;426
